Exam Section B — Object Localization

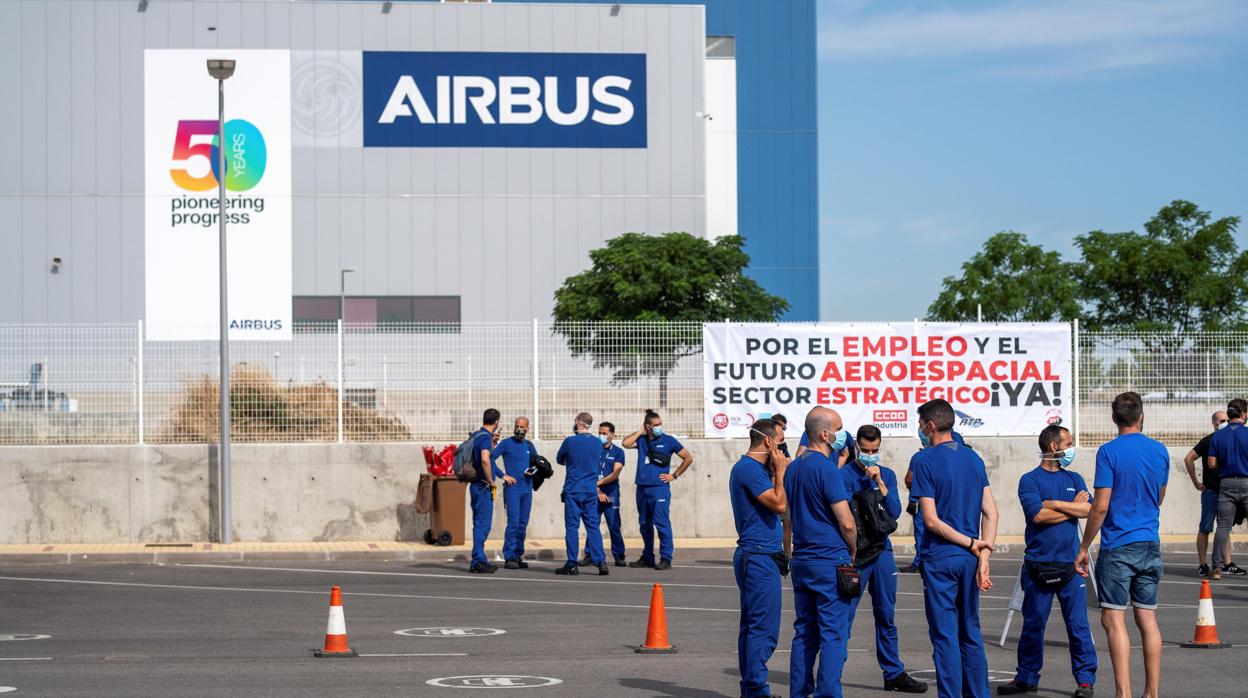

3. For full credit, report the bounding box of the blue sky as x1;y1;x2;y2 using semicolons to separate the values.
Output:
816;0;1248;321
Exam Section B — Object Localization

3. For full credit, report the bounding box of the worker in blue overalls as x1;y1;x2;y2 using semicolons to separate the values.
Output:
492;416;537;570
622;409;694;570
909;399;999;698
580;421;628;567
468;408;501;574
998;424;1096;697
904;430;968;573
839;424;928;694
730;418;789;698
555;411;608;576
785;406;858;698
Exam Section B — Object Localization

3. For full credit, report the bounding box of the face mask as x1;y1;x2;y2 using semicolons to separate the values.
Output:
826;429;847;452
598;434;609;445
917;425;932;448
1218;421;1230;430
1043;447;1076;468
514;429;526;440
651;426;665;438
858;453;880;468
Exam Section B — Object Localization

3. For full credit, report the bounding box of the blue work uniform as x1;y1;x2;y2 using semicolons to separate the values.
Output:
839;460;907;683
557;432;606;566
1209;422;1248;570
907;431;965;569
1014;465;1097;688
910;439;991;698
596;443;627;561
785;449;853;698
492;436;536;562
730;455;784;698
468;428;494;568
636;433;685;563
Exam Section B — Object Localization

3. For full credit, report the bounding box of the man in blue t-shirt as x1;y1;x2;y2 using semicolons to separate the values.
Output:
1209;398;1248;580
910;400;998;698
467;408;501;574
1076;391;1167;698
903;430;968;574
555;411;609;576
999;425;1096;697
729;418;789;698
580;421;628;567
622;409;694;570
840;425;927;694
784;406;858;698
491;416;537;570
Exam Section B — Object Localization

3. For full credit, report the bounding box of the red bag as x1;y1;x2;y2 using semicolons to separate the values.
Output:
428;444;456;477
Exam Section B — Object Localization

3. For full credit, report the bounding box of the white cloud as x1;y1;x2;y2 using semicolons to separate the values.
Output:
820;0;1247;76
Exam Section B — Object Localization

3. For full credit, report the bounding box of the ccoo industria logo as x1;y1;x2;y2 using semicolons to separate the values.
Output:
362;51;647;148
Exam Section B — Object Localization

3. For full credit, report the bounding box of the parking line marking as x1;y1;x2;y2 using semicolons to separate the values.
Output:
0;576;738;614
360;653;468;657
178;563;741;590
0;657;52;661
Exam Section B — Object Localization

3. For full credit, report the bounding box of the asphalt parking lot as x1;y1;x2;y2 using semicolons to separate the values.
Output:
2;551;1246;697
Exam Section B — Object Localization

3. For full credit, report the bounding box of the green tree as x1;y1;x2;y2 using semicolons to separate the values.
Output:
927;232;1081;322
1076;200;1248;334
552;232;787;406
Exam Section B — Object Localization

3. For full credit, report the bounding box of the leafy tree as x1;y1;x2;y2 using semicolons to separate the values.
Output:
1076;200;1247;334
552;232;787;405
927;232;1081;322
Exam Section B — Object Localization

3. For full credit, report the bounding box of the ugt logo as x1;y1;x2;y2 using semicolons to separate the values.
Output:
169;119;267;191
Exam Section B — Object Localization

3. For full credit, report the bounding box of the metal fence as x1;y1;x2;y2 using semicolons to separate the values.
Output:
0;322;1243;446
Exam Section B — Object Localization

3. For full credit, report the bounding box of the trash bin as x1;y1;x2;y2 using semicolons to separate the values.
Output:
420;476;467;546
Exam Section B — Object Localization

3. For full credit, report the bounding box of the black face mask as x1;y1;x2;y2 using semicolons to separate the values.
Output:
514;429;526;440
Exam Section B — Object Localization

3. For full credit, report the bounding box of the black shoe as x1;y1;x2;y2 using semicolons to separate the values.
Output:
655;558;672;571
578;554;593;567
469;563;497;574
504;559;520;570
1199;563;1211;578
629;558;655;568
901;563;922;574
1223;562;1248;576
884;672;928;693
615;557;628;567
555;563;579;576
598;563;610;576
1071;684;1093;698
997;681;1037;695
516;559;529;569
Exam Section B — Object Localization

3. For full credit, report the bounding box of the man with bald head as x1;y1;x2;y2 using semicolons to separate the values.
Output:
555;412;609;576
492;416;539;569
785;406;858;698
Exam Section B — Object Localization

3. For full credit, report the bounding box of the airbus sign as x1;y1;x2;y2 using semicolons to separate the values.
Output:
363;51;646;148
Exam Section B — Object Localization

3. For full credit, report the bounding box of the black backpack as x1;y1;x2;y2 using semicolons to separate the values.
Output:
849;488;899;566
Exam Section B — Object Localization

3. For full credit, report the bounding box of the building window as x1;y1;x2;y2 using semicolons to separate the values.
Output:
706;36;735;59
293;296;461;329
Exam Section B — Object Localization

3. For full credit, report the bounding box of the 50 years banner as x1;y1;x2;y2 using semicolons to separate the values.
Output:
703;323;1072;438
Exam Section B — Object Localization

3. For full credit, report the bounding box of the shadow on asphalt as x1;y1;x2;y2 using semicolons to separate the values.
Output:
617;677;733;697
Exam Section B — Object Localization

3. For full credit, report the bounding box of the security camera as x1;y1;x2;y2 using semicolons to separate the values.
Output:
52;257;62;266
696;111;713;121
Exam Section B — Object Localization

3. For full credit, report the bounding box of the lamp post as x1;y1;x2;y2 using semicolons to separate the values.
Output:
207;58;236;545
340;268;355;322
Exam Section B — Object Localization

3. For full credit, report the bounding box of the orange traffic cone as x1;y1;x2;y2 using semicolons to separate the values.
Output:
1180;579;1231;649
312;586;359;657
635;583;677;654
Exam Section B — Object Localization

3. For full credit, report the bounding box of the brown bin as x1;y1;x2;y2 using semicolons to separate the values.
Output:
421;476;467;546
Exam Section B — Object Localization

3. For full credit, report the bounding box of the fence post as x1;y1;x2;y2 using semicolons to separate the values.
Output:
137;320;145;445
1073;319;1080;450
532;318;540;440
337;319;344;443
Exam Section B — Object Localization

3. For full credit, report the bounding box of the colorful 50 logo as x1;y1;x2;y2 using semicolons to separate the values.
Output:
169;119;267;191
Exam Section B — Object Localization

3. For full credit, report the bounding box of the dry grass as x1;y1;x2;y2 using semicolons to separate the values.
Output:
161;365;411;442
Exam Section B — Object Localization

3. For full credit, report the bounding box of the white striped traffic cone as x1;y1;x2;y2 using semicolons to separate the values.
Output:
312;586;359;657
1180;579;1231;649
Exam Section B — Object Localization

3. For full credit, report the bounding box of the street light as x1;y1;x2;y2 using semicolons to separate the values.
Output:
208;58;236;545
340;268;355;322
